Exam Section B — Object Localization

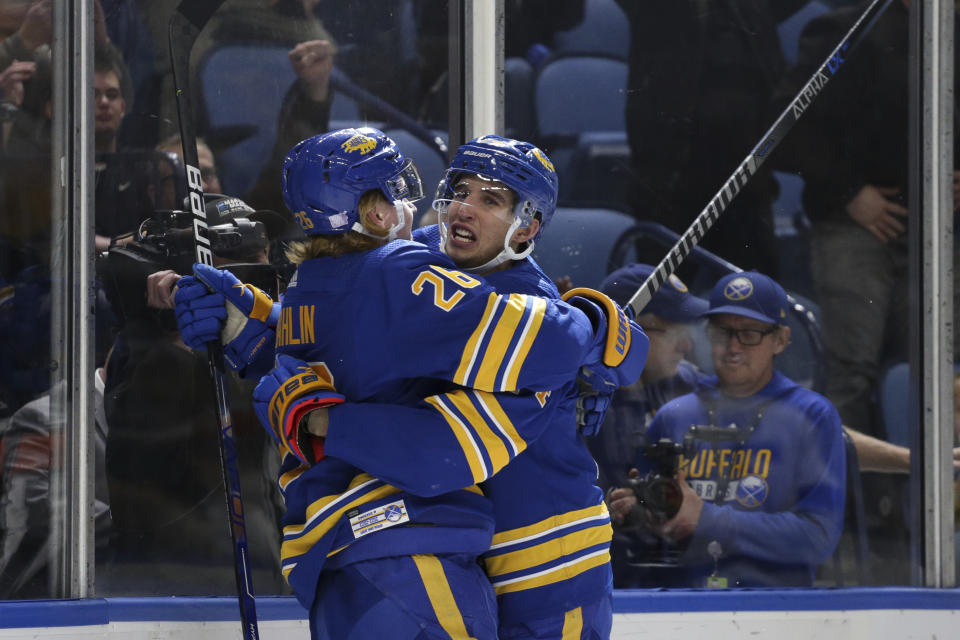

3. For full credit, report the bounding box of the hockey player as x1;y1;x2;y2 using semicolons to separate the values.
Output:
299;135;632;639
173;128;647;639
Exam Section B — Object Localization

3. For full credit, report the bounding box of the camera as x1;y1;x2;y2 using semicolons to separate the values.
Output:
97;206;279;328
627;438;685;522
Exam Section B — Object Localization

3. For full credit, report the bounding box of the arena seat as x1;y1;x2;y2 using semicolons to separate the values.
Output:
200;44;359;196
552;0;630;60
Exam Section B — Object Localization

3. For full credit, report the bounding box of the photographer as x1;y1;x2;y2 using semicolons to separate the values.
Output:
609;271;845;588
97;193;293;596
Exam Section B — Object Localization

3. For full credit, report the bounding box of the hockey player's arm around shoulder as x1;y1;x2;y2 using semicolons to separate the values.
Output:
174;263;279;378
388;247;648;393
320;387;565;496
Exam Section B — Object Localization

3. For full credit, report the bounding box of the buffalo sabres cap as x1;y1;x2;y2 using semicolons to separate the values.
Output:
703;271;788;326
600;263;708;323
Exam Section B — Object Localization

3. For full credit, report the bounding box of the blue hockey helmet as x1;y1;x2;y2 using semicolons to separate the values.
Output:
433;135;558;241
281;127;424;236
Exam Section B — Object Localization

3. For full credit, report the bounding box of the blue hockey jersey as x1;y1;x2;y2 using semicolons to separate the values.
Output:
321;225;644;624
641;370;846;587
273;237;608;608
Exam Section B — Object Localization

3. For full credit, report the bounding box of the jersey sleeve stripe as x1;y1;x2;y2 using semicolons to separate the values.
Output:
281;484;403;560
278;461;309;492
489;503;610;549
500;296;547;392
445;390;511;475
472;391;526;458
454;293;500;387
425;394;488;483
491;548;610;595
475;293;528;391
285;475;382;537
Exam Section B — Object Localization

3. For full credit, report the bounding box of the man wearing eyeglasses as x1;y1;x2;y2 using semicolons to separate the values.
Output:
612;271;846;588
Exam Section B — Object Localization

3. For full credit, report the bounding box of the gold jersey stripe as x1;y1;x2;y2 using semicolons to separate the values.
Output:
412;554;478;640
493;549;610;595
454;293;500;386
446;390;511;475
426;394;487;483
281;484;403;559
474;294;528;391
484;525;611;578
473;391;527;458
501;296;547;392
490;503;609;548
562;607;584;640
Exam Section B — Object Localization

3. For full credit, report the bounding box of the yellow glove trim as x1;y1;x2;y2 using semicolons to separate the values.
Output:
561;287;630;367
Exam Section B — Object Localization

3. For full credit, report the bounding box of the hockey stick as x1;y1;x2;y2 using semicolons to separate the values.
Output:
169;3;260;640
626;0;893;316
329;67;449;158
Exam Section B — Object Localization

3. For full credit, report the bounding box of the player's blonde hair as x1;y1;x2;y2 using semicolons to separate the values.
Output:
285;191;391;264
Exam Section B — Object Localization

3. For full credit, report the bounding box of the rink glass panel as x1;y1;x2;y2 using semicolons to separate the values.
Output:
1;0;450;600
509;0;956;590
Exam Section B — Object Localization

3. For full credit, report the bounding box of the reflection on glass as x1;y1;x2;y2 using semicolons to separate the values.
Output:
0;0;58;600
78;0;448;598
507;0;957;591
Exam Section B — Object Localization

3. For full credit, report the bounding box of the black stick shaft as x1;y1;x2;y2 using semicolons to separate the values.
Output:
627;0;893;316
169;3;260;639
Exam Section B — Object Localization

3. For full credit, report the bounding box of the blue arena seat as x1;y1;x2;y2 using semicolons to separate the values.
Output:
777;0;832;67
534;54;628;137
531;207;636;290
200;44;359;197
552;0;630;60
880;361;910;447
533;55;628;206
505;57;536;140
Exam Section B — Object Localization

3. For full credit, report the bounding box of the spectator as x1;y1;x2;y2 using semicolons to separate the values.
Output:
98;194;287;596
609;271;846;587
0;368;111;599
614;0;808;278
588;263;709;587
775;0;960;439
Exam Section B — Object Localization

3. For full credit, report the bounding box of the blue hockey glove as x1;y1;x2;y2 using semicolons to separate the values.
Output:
561;287;648;391
253;354;345;465
576;386;614;437
175;263;279;372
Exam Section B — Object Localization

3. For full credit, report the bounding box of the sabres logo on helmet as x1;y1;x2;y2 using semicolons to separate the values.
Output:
668;274;689;293
530;148;555;173
341;133;377;155
723;276;754;301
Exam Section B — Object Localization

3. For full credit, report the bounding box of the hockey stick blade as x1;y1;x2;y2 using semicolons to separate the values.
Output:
626;0;894;317
169;2;261;640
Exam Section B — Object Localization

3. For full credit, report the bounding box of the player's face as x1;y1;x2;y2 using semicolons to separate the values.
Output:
93;71;125;136
707;314;788;397
637;314;693;383
443;174;516;269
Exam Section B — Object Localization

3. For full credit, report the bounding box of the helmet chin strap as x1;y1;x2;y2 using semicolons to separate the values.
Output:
351;199;407;241
448;214;535;274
